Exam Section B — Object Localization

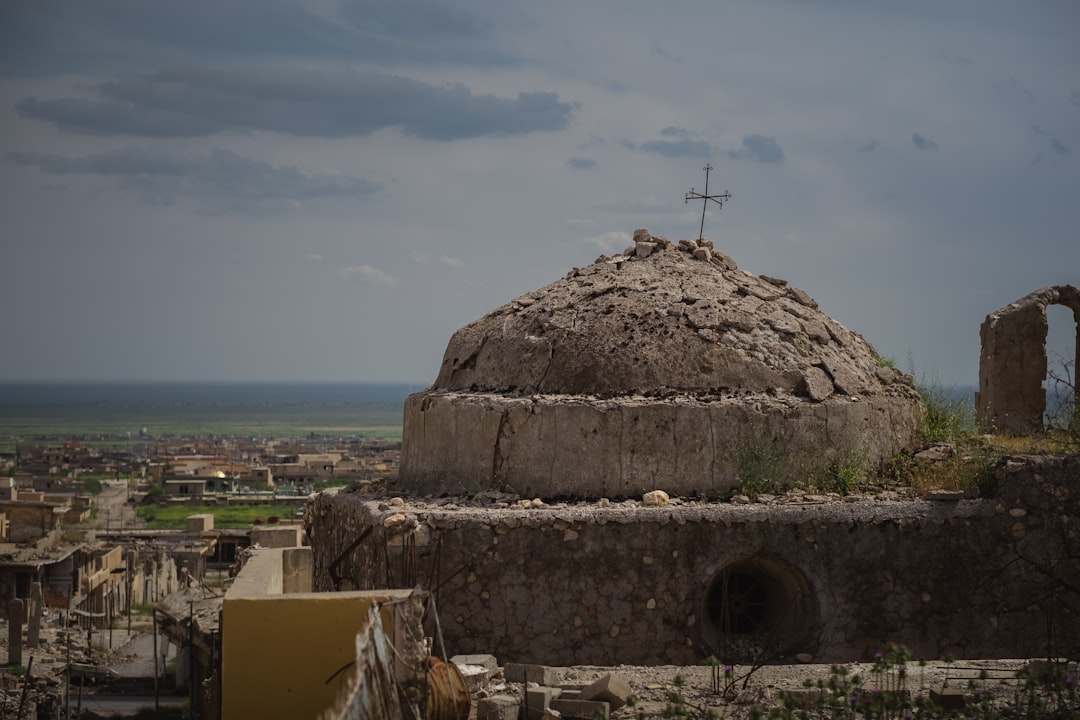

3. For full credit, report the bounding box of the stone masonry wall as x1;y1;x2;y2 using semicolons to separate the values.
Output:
401;391;919;499
306;456;1079;665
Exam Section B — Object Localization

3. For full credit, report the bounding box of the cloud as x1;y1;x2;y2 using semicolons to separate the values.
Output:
651;43;683;63
640;139;712;158
660;127;691;138
16;68;575;140
409;251;432;264
583;231;631;253
338;264;400;286
856;141;879;153
912;132;938;150
6;146;380;210
440;255;465;268
306;254;324;262
727;134;785;164
0;0;511;74
1050;138;1069;155
567;156;597;170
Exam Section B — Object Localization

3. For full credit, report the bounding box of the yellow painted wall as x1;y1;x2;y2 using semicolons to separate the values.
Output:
221;589;411;720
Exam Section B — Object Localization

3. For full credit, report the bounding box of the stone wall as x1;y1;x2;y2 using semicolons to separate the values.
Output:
306;456;1079;665
401;391;919;499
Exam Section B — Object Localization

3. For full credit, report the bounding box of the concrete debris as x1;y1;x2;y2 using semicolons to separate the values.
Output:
477;694;519;720
458;659;627;720
579;673;632;710
504;663;560;686
552;698;610;719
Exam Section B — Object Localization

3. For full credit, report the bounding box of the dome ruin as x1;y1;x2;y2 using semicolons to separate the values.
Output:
400;230;922;499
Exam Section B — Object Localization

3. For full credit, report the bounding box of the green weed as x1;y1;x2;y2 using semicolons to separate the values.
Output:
735;440;784;499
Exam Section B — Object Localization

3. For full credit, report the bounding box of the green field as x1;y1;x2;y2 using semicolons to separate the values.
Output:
137;503;300;529
0;416;402;443
0;382;411;446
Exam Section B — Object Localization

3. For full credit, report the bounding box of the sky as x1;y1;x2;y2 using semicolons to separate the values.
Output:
1;0;1077;387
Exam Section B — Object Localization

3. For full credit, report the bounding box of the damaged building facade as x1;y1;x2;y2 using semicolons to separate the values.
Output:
308;456;1078;665
307;235;1079;665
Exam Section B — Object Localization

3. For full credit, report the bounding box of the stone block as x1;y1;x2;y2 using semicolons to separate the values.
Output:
452;653;499;691
478;695;520;720
929;687;966;710
452;653;498;672
579;673;631;710
454;662;493;692
642;490;669;507
551;698;610;719
505;663;560;686
524;686;557;720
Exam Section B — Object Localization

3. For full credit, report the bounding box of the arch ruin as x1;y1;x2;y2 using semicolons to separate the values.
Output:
976;285;1080;433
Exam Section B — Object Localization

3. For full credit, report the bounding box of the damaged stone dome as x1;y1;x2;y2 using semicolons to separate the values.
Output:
400;230;922;499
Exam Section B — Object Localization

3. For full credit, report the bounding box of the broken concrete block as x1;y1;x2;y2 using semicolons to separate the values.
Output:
478;694;520;720
451;653;499;690
454;663;493;692
451;653;498;673
579;673;631;710
524;686;557;720
551;698;610;720
504;663;560;686
930;687;966;710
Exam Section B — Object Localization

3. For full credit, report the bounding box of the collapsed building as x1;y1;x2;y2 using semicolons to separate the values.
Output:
306;234;1079;665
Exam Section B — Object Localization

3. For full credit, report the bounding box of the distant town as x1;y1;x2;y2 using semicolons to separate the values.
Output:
0;431;401;715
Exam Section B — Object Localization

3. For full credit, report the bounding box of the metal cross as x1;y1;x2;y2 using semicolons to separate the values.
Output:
685;164;732;241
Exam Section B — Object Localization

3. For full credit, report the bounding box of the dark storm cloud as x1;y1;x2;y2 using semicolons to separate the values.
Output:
660;127;691;138
857;141;879;153
727;135;785;164
7;146;381;210
567;157;597;170
341;0;478;41
912;132;938;150
0;0;509;74
639;139;712;158
16;68;574;140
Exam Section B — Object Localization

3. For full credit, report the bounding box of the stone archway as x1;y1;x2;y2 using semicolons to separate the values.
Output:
976;285;1080;432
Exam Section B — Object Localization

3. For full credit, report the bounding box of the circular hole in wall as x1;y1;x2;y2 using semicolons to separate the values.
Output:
702;556;817;655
